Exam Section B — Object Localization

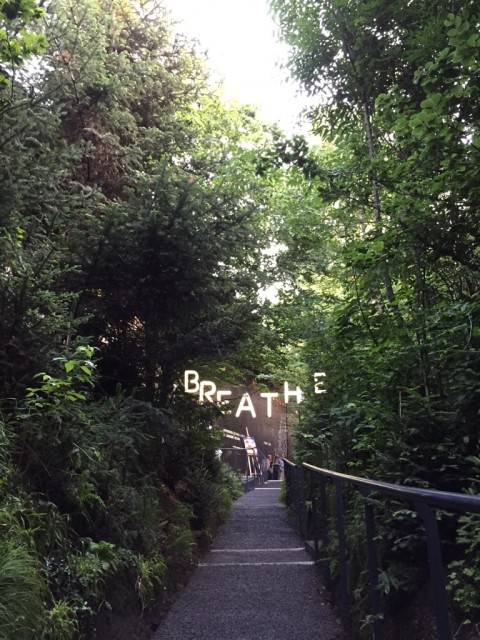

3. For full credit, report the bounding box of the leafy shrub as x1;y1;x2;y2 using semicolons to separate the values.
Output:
178;466;234;545
42;599;79;640
0;540;46;640
164;502;198;567
0;347;255;637
448;556;480;615
220;462;244;500
448;511;480;615
135;553;167;615
69;538;122;612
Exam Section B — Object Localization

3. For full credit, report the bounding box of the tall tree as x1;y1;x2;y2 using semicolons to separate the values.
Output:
0;2;280;636
270;0;480;480
0;0;275;403
269;0;480;623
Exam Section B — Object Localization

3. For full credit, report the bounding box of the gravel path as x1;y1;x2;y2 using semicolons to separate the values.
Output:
151;481;341;640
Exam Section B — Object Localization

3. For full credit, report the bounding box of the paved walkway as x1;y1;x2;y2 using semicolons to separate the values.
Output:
151;480;341;640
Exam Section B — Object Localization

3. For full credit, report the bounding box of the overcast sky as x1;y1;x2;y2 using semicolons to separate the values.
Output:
163;0;311;133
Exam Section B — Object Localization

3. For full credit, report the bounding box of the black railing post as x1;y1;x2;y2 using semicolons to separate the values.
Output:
299;464;307;540
310;471;320;559
333;477;350;628
358;487;383;640
414;501;453;640
299;461;480;640
319;475;331;586
284;462;293;507
290;462;302;531
293;465;300;519
319;475;329;548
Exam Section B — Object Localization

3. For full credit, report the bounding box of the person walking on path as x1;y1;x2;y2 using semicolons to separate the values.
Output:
266;454;273;480
277;454;285;481
260;452;270;483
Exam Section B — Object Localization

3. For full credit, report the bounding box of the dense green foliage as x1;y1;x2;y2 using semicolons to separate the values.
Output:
0;1;275;636
270;0;480;631
2;0;480;636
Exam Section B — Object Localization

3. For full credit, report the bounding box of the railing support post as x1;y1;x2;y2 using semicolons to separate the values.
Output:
299;465;307;540
285;463;293;507
293;465;299;520
414;501;452;640
319;475;332;588
334;478;349;628
285;459;480;640
358;488;383;640
311;472;320;559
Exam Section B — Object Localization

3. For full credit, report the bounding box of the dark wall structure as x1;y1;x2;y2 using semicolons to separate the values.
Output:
217;383;293;459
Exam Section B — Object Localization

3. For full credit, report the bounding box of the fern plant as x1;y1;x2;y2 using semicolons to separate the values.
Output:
0;540;46;640
448;510;480;615
135;553;167;616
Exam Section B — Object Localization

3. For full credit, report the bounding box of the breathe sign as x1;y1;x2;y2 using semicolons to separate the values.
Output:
184;370;326;419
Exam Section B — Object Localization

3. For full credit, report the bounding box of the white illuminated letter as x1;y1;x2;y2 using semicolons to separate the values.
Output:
260;392;279;418
216;390;232;403
314;372;327;394
200;380;217;403
284;382;303;404
235;393;256;418
184;370;200;394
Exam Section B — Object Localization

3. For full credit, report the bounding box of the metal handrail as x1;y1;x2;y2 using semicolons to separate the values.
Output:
282;458;480;640
303;462;480;513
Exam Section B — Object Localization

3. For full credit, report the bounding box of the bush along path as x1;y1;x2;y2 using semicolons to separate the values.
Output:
151;481;340;640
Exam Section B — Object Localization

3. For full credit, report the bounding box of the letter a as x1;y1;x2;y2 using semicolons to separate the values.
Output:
235;393;256;418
